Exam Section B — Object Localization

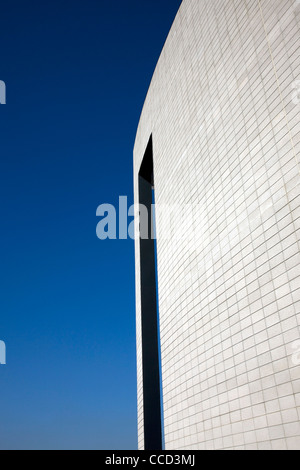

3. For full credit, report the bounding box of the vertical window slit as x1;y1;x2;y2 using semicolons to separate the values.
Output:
138;135;163;450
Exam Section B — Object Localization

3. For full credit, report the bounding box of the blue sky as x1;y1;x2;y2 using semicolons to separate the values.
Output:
0;0;182;450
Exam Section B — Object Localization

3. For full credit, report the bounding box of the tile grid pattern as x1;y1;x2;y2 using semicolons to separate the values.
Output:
134;0;300;450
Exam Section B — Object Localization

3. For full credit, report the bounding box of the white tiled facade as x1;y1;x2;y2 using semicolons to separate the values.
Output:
134;0;300;450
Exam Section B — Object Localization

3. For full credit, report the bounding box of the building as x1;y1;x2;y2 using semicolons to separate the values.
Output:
134;0;300;450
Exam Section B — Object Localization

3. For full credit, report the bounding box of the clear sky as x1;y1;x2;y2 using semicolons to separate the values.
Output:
0;0;182;450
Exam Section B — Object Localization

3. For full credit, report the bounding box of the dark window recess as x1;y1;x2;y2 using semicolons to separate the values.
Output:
138;136;163;451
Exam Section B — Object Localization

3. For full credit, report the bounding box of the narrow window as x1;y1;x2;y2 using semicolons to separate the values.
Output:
138;136;163;450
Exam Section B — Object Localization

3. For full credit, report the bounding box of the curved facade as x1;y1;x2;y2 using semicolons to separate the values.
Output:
134;0;300;450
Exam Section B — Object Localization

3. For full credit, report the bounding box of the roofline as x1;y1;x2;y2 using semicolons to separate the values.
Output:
133;0;184;154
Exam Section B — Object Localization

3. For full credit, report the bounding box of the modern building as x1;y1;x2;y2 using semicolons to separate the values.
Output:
134;0;300;450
